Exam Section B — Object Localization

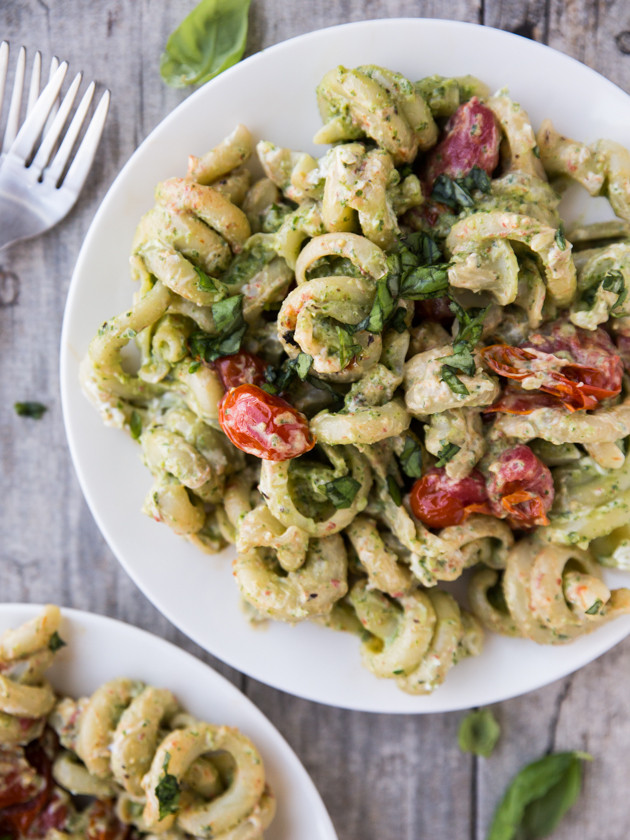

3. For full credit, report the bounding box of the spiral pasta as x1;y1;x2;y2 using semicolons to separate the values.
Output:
0;609;275;840
81;61;630;696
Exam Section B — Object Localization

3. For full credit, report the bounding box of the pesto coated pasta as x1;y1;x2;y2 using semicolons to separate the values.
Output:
81;62;630;696
0;608;274;839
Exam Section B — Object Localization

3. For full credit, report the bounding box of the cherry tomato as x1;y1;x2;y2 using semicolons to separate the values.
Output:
0;743;52;837
219;384;315;461
615;333;630;373
25;789;70;837
484;387;564;415
424;97;500;187
213;351;267;391
487;444;554;529
480;341;621;411
85;800;130;840
410;468;492;529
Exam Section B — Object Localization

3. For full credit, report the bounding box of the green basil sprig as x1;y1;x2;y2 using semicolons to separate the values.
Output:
431;165;491;211
458;708;500;758
487;751;591;840
160;0;251;88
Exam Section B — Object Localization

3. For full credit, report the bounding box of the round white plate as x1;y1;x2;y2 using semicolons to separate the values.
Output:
0;604;337;840
61;18;630;713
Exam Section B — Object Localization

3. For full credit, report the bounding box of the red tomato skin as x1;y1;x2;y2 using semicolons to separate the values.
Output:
414;296;454;324
487;444;554;529
410;468;491;529
424;97;501;187
0;743;53;837
85;799;131;840
219;384;315;461
213;352;267;391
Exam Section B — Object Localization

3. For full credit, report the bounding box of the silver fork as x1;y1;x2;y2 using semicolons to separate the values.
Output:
0;46;110;250
0;42;61;168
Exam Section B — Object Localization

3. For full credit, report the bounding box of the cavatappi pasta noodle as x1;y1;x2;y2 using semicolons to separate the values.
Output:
0;607;274;839
82;63;630;693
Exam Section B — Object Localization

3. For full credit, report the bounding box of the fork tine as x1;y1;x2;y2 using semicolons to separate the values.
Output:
2;45;26;153
26;50;42;114
45;80;95;185
29;71;82;176
58;88;110;194
7;60;67;161
45;55;60;130
0;42;9;124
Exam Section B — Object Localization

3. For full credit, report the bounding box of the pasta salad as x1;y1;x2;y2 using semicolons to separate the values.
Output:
0;606;274;839
81;64;630;695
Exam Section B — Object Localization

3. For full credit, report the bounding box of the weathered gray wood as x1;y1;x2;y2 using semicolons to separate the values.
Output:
3;2;630;839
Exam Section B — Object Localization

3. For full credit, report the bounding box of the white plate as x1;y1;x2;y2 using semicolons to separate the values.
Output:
61;18;630;713
0;604;337;840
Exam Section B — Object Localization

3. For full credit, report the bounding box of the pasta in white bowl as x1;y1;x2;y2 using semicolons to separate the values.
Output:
62;19;630;712
0;604;337;839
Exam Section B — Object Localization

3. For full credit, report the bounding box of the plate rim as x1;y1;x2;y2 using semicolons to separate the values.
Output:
60;16;630;714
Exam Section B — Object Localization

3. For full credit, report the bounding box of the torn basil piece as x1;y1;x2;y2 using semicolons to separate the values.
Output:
325;476;361;509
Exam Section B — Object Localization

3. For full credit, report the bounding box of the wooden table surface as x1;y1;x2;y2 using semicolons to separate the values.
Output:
2;1;630;838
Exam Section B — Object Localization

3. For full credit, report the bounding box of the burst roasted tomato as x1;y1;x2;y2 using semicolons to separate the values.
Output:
219;384;315;461
414;296;454;324
487;444;554;529
0;743;52;837
84;799;130;840
481;321;623;412
213;351;268;391
410;467;492;529
484;387;565;415
25;788;71;837
424;97;501;187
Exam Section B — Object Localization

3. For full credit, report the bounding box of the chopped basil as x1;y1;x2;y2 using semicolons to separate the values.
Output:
487;751;591;840
326;318;361;369
399;436;423;479
431;166;491;210
449;299;489;346
188;295;246;362
555;224;567;250
14;401;47;419
435;442;461;467
48;631;67;653
458;708;500;758
221;241;275;286
155;752;181;821
265;353;313;393
188;361;201;374
387;475;403;506
354;277;397;334
324;476;361;509
193;264;224;295
439;342;476;376
399;264;450;300
129;410;142;440
604;269;628;315
533;144;541;158
585;598;603;615
440;365;470;396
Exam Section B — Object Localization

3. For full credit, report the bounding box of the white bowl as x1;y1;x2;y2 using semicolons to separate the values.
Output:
61;18;630;713
0;604;337;840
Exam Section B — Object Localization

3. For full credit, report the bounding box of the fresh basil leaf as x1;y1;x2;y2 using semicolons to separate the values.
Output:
294;352;313;380
323;318;361;369
188;361;201;374
435;442;461;467
458;708;500;758
387;475;403;506
432;174;475;209
439;343;476;376
440;365;470;396
325;476;361;509
520;754;584;838
487;751;591;840
449;300;489;347
400;264;450;300
399;437;423;479
193;264;224;295
604;269;628;315
585;598;603;615
155;752;181;820
460;165;492;195
212;294;242;333
129;410;142;440
222;242;275;286
160;0;251;88
14;401;48;419
555;224;567;251
389;306;408;333
188;295;246;362
48;631;66;653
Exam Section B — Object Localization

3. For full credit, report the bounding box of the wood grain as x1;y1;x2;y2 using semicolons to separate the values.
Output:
2;2;630;839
